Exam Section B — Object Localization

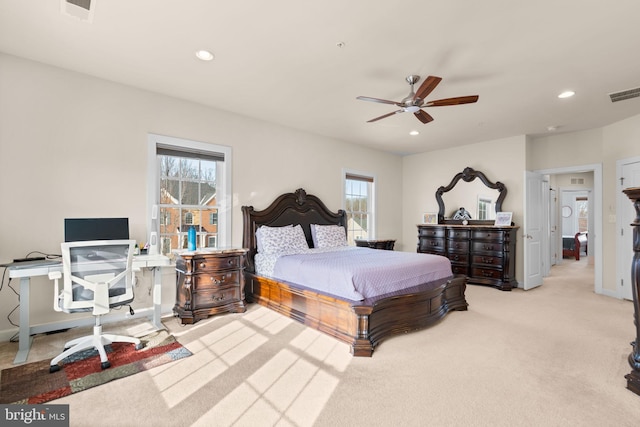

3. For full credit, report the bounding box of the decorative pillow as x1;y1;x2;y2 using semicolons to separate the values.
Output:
312;224;348;248
256;224;291;253
257;224;309;254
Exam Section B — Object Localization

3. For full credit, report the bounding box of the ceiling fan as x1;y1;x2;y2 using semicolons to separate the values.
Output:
356;75;479;124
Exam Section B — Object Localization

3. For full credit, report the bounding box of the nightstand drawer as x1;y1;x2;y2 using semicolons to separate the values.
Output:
193;271;241;290
193;255;241;272
193;286;242;309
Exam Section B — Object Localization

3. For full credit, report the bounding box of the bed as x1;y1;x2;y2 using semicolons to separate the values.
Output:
241;188;468;356
562;232;588;260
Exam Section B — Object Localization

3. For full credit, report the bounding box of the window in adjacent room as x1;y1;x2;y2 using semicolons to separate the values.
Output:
576;196;588;232
343;171;375;245
148;134;232;255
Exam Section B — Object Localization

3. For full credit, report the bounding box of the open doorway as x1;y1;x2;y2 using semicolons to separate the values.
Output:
532;164;601;295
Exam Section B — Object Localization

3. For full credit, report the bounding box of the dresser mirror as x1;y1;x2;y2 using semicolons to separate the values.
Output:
436;167;507;224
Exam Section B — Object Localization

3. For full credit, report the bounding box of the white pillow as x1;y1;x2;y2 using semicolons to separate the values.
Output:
312;224;348;248
256;224;291;253
257;224;309;254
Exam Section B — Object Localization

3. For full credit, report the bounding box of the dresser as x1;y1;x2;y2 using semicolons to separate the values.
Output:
174;248;247;324
418;224;518;290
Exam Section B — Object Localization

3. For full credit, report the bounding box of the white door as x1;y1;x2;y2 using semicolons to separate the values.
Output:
619;160;640;300
549;188;558;266
524;171;544;290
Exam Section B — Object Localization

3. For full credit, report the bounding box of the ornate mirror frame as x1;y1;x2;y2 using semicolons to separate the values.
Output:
436;167;507;225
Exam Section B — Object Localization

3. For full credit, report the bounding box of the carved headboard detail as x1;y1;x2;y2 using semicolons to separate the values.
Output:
241;188;347;272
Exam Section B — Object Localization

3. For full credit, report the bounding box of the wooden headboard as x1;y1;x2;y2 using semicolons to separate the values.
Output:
241;188;347;272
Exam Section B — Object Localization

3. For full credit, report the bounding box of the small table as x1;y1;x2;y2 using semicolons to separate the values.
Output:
354;239;395;250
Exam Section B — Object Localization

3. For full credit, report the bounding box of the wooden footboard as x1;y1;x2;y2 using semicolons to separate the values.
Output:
245;273;468;356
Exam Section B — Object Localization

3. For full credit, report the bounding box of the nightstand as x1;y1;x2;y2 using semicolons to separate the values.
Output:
173;248;247;324
354;239;396;250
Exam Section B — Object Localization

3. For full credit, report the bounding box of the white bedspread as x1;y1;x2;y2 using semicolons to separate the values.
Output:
255;246;452;301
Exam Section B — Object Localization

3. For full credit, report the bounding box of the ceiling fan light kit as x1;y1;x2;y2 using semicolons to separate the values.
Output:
357;75;479;124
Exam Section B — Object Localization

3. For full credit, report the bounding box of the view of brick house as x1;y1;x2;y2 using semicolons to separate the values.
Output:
159;187;218;254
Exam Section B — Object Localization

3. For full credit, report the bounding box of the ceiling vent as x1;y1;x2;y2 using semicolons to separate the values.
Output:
571;177;585;185
609;87;640;103
61;0;95;23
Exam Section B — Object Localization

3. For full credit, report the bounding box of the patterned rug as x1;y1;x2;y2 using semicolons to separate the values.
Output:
0;330;191;404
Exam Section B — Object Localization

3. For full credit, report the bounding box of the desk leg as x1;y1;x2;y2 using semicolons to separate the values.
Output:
14;277;33;364
152;267;164;330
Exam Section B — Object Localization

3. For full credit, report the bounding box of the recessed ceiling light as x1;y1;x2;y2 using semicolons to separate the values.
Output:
409;130;419;136
195;50;214;61
558;90;575;99
547;125;558;132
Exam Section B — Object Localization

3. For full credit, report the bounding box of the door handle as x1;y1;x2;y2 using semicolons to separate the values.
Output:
523;234;533;239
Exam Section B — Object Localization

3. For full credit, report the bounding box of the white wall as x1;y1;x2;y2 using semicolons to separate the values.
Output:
0;53;403;337
529;116;640;293
402;136;527;283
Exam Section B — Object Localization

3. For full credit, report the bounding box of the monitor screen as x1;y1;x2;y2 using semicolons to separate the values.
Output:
64;218;130;242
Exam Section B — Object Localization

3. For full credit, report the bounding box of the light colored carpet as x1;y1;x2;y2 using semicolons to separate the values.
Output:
1;258;639;426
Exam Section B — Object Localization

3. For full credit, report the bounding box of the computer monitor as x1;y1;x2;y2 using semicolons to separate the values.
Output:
64;218;130;242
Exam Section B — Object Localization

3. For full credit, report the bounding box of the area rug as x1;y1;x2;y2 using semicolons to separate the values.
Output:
0;330;192;404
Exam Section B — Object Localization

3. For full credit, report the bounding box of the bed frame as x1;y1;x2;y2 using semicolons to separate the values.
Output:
241;188;468;356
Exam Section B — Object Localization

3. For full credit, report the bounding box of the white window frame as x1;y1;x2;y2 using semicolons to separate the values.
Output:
147;134;232;251
342;169;376;243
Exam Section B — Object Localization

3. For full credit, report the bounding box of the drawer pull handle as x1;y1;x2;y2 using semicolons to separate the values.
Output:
199;262;206;268
211;276;225;284
212;293;226;302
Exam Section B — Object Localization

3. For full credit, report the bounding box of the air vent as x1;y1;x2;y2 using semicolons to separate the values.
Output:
609;87;640;103
61;0;95;22
571;178;585;185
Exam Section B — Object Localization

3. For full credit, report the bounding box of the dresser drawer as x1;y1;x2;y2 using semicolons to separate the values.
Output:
471;230;506;241
447;239;469;252
471;241;503;254
471;254;503;265
448;229;470;239
451;264;469;275
193;255;241;272
470;267;504;280
447;252;469;264
419;227;445;238
193;271;241;290
419;238;445;252
192;285;241;310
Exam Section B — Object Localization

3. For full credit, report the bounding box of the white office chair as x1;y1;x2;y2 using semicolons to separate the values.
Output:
48;239;143;373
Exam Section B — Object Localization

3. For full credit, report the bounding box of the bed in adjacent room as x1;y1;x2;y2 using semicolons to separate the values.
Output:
241;188;468;356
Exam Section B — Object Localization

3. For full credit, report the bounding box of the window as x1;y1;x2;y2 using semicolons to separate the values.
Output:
576;197;588;232
343;171;375;245
148;134;231;255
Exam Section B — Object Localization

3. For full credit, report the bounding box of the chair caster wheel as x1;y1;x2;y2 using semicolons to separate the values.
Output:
101;361;111;369
49;364;61;373
135;342;144;351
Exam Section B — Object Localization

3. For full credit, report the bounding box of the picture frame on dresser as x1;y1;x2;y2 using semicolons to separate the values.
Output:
494;212;513;226
423;213;438;224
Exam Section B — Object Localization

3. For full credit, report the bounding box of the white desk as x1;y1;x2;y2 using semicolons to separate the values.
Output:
7;254;171;364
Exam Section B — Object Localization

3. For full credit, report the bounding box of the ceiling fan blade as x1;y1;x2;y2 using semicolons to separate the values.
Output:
367;110;403;123
414;76;442;101
425;95;479;107
414;109;434;124
357;96;401;106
